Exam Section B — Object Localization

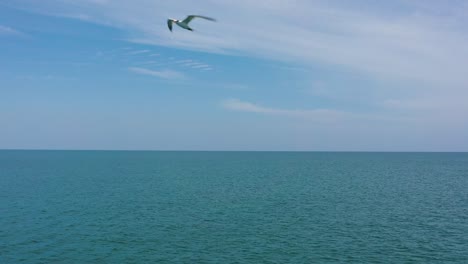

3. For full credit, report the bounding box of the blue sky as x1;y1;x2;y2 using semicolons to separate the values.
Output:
1;0;467;151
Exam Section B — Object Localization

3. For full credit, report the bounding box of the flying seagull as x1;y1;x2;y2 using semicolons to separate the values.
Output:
167;15;216;32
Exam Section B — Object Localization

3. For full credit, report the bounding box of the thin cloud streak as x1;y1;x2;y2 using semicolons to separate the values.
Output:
222;98;358;121
0;25;25;36
127;49;150;55
128;67;185;79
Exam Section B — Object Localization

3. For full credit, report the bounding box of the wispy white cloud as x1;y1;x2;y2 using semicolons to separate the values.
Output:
222;84;249;90
97;45;211;73
174;59;212;70
0;25;25;37
127;49;150;55
222;98;356;121
382;95;468;114
7;0;468;132
137;60;158;65
183;62;212;70
11;0;468;87
16;74;77;81
190;64;211;69
174;59;193;64
53;13;94;23
128;67;185;79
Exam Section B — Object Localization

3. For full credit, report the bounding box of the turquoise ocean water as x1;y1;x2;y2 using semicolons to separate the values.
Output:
1;151;467;263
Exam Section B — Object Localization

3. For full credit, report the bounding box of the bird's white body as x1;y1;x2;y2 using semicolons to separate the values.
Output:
173;20;192;30
167;15;216;32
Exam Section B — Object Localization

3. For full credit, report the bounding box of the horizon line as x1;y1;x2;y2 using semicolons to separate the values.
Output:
1;148;467;153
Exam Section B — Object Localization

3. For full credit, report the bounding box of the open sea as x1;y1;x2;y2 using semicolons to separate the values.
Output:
1;150;467;263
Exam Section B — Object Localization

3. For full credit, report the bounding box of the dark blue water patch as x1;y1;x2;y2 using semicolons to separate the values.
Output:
1;151;467;263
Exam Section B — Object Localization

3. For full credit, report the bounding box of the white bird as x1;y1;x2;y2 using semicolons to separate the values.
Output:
167;15;216;32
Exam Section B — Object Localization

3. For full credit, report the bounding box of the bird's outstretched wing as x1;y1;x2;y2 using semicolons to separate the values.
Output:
182;15;216;25
167;19;173;31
